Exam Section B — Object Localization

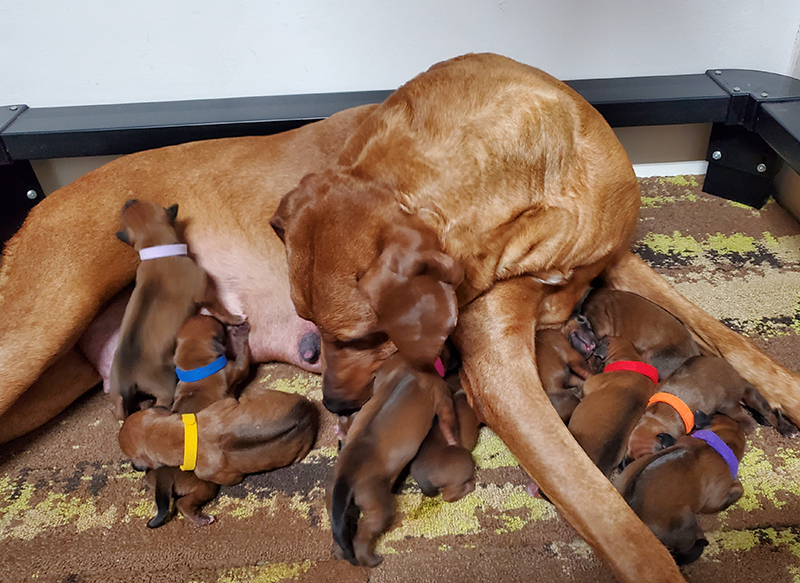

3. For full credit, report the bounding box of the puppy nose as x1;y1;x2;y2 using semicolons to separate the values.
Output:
298;332;321;364
321;394;361;417
130;461;147;472
657;433;677;449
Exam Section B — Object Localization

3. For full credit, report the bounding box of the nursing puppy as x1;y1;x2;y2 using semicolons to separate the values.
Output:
118;389;318;486
109;200;243;420
615;414;746;565
329;354;455;567
145;315;252;528
410;385;480;502
536;328;597;423
566;287;700;379
568;336;659;477
626;355;796;460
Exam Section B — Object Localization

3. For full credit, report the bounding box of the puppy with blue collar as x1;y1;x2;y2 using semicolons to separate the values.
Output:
144;314;251;528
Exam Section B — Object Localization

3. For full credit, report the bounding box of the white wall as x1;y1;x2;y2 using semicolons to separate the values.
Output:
4;1;800;199
4;1;800;108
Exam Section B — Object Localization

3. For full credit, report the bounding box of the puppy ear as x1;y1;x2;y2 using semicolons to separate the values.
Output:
358;223;463;366
165;204;179;224
116;230;131;245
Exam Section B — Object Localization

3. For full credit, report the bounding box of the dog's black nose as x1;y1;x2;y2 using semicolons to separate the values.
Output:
298;332;321;364
130;461;147;472
657;433;677;449
322;394;361;417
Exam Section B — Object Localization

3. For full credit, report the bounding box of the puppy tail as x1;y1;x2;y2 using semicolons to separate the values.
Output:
147;468;174;529
330;475;359;565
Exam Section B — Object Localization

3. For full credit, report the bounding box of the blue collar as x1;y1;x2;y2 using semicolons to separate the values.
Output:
176;355;227;383
692;430;739;477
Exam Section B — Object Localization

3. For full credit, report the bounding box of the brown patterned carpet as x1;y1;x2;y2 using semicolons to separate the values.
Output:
2;175;800;583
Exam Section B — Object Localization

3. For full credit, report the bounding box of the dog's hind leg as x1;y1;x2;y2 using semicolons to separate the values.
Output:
352;481;393;568
603;252;800;423
0;346;101;444
453;277;686;583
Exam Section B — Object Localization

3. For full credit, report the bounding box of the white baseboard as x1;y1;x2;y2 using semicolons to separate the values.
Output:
633;160;709;177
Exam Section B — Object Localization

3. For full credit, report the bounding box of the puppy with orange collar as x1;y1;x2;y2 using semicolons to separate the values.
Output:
145;315;252;528
566;287;700;379
626;355;796;460
329;354;456;567
535;328;597;423
109;200;243;420
615;414;746;565
118;388;318;486
567;336;659;477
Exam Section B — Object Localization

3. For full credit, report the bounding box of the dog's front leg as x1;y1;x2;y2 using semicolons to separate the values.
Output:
452;277;685;583
604;251;800;422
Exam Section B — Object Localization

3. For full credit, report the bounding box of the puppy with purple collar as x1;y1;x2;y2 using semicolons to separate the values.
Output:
109;200;243;420
614;414;746;565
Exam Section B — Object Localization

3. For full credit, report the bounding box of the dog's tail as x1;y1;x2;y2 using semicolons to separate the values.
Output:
146;468;174;529
330;474;360;565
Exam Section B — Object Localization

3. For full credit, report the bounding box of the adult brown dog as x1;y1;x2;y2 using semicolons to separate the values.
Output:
329;354;453;567
119;389;318;486
614;414;746;565
270;52;800;582
626;355;795;460
568;337;658;476
3;52;800;582
535;328;596;423
410;385;480;502
110;200;243;419
566;287;700;379
145;314;252;528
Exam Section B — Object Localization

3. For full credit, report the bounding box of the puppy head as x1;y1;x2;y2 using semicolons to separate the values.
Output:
116;199;179;248
271;171;463;414
117;407;172;471
626;411;674;460
175;315;226;365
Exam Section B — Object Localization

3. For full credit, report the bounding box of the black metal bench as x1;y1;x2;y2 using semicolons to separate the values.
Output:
2;68;799;245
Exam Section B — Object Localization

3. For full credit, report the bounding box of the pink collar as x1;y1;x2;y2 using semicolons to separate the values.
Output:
603;360;659;384
434;357;446;377
138;243;188;261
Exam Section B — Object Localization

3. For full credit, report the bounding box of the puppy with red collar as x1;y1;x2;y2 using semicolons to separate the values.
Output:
145;315;252;528
109;200;243;420
626;355;797;461
614;414;746;565
567;336;659;477
329;354;457;567
118;388;318;486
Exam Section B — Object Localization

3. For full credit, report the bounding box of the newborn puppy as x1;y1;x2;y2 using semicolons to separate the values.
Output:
566;287;700;379
146;316;252;528
410;385;480;502
615;414;746;565
568;336;659;477
535;328;597;423
118;389;318;486
329;354;455;567
626;355;796;460
109;200;243;420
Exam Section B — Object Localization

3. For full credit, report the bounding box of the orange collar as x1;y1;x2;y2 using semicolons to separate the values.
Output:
603;360;659;385
647;392;695;434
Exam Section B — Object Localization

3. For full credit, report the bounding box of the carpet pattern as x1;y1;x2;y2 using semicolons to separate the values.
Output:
2;176;800;583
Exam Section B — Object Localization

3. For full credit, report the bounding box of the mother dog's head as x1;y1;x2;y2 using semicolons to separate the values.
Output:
270;170;463;415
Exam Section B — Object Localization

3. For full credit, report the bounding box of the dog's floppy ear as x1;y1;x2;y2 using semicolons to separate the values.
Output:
116;230;131;245
165;204;179;224
270;173;319;243
358;221;463;365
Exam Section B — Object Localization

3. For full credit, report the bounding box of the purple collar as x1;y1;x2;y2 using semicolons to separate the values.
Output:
692;430;739;477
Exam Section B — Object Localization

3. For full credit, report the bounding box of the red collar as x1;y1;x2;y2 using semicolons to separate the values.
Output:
603;360;659;384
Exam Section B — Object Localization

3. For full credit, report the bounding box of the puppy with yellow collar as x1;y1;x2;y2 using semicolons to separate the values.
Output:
119;389;318;486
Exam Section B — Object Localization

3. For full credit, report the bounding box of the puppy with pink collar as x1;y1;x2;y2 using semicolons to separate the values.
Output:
109;200;244;420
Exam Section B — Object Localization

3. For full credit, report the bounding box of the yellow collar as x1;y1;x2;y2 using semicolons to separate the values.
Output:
179;413;198;471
